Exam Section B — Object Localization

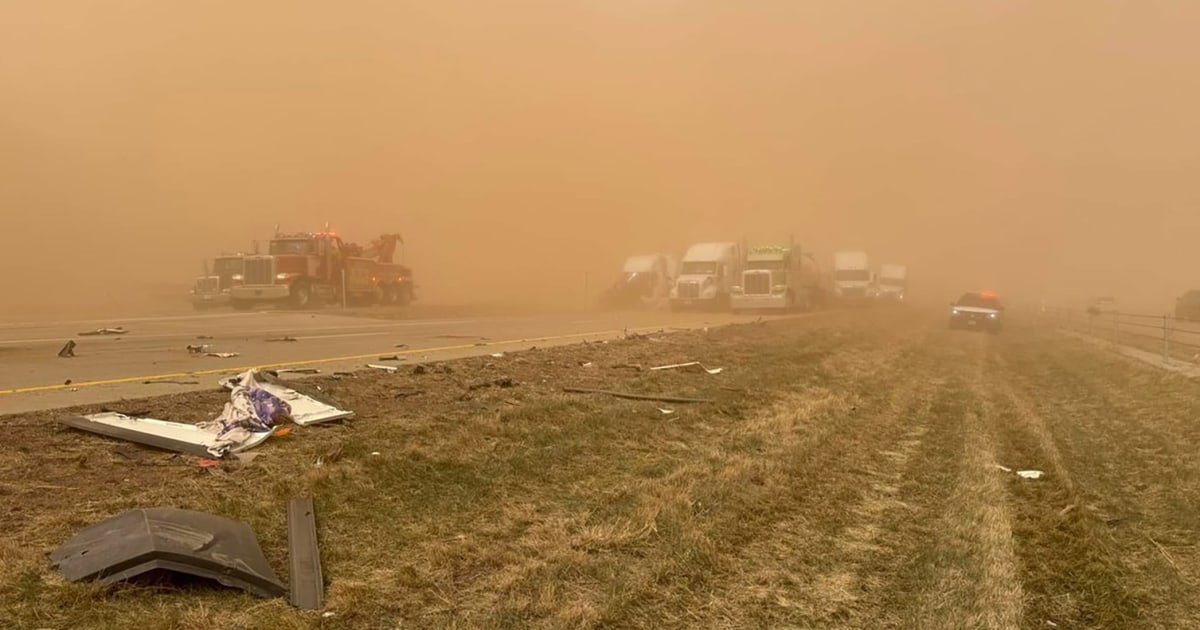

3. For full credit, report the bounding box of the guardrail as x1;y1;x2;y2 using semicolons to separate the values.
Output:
1049;307;1200;363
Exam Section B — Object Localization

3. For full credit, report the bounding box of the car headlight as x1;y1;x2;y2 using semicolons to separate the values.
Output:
231;274;244;281
952;308;962;315
989;313;998;319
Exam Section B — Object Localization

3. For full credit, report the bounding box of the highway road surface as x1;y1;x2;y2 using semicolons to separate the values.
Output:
0;307;771;415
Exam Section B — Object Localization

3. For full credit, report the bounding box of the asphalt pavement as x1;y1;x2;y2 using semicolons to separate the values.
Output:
0;307;768;415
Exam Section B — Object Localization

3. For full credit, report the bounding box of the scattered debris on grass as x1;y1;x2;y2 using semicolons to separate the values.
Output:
562;387;712;404
469;377;517;391
276;368;320;375
1017;470;1045;480
650;361;724;375
368;364;400;372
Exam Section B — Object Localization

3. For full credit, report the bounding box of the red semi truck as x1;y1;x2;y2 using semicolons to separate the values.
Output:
229;231;414;310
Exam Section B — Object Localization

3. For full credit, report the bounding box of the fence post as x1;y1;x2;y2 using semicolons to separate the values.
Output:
1163;314;1171;363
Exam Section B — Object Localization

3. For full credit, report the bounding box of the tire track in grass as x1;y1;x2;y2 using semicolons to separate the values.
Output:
901;332;1023;630
996;331;1200;627
598;330;931;627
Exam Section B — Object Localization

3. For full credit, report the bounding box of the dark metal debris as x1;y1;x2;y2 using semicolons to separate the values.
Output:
50;508;286;599
287;497;324;610
561;387;712;404
58;340;76;358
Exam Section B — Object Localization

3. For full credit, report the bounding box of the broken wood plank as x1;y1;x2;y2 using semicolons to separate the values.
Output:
561;387;712;404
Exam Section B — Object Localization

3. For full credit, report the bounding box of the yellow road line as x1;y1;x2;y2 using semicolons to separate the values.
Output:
0;323;703;397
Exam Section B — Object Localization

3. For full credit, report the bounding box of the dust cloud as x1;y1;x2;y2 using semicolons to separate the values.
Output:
3;1;1199;320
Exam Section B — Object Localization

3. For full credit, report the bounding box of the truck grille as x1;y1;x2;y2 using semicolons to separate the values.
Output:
744;272;771;295
195;277;219;293
678;282;700;299
244;258;274;286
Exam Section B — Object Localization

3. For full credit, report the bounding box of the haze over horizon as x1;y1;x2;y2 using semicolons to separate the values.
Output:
3;1;1198;318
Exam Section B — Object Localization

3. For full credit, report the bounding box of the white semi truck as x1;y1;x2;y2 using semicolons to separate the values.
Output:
670;242;742;310
730;245;823;313
877;264;908;302
832;251;875;304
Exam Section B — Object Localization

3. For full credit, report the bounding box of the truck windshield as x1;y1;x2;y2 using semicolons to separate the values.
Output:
957;293;1001;308
680;261;717;275
270;240;312;255
213;258;243;275
879;277;905;287
835;269;869;281
747;261;785;271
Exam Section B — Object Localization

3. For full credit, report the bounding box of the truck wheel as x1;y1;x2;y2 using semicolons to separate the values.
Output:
288;283;312;310
231;299;253;311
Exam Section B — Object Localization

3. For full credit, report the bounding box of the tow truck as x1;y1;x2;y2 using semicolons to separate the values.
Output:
190;254;245;309
949;291;1004;333
229;231;413;310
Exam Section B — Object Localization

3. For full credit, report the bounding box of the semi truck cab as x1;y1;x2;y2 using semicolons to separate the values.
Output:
670;242;741;310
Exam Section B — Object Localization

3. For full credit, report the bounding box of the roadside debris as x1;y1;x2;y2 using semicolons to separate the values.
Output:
562;387;712;404
266;336;298;342
78;327;127;336
469;377;517;391
50;508;286;599
490;352;505;358
142;379;200;385
394;388;425;399
287;497;325;610
650;362;724;375
276;368;320;375
611;363;643;371
657;407;676;415
59;412;273;458
368;364;400;372
580;361;595;368
378;355;405;361
274;426;294;438
219;371;354;426
996;464;1014;473
57;340;76;358
411;365;428;375
186;344;210;354
436;334;489;340
207;352;240;358
195;335;214;340
198;458;221;468
1017;470;1045;480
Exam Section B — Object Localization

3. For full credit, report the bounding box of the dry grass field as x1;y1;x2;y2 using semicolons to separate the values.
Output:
2;309;1198;628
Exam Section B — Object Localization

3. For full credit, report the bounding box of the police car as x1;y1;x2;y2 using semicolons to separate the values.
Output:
949;291;1004;333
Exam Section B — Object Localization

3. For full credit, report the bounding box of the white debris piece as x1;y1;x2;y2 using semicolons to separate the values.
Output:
1017;470;1045;480
650;361;724;375
367;364;400;373
220;371;354;426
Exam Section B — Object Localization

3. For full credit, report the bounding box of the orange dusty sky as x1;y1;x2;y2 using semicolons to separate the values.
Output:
2;1;1199;316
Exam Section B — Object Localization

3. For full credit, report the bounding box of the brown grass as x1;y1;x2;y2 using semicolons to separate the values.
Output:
3;311;1200;628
